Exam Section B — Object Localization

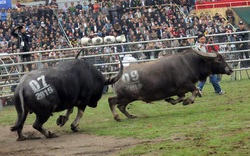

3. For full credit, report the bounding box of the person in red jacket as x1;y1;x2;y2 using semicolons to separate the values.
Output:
93;1;100;13
207;36;219;53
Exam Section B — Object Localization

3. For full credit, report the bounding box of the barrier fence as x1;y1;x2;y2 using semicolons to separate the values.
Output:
1;31;250;101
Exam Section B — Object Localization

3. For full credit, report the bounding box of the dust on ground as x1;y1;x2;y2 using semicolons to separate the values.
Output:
0;126;146;156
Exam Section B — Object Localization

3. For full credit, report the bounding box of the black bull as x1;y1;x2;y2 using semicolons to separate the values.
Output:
11;53;123;141
109;48;233;122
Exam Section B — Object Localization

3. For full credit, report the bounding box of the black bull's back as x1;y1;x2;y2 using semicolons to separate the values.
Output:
109;49;233;121
18;60;105;111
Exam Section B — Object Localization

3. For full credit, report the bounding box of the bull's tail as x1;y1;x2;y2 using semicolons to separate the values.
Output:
10;87;26;132
105;55;124;85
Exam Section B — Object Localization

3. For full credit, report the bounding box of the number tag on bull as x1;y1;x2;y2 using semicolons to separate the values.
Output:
29;75;54;100
122;70;142;90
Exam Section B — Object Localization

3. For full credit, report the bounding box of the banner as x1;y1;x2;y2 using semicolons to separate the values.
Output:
0;0;12;9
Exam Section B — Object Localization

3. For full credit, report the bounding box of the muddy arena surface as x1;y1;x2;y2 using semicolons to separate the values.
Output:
0;126;145;156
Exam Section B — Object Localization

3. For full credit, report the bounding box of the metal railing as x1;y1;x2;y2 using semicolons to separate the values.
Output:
195;0;250;10
1;31;250;98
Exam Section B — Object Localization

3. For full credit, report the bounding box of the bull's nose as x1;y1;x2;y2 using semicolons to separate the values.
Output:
227;69;234;75
225;66;233;75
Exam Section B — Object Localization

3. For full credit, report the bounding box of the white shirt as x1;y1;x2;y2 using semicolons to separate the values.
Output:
195;42;207;53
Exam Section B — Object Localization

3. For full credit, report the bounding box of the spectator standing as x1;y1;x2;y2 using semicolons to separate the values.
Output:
68;2;76;15
195;34;225;95
62;3;68;13
234;20;250;68
110;1;118;23
15;0;25;10
116;2;124;20
88;0;94;11
226;8;235;26
75;1;83;11
82;1;89;12
121;0;128;12
93;1;101;13
0;8;7;22
11;23;32;71
50;0;58;7
102;3;110;20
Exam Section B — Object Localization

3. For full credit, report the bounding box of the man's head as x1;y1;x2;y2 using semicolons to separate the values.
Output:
17;23;26;33
197;34;206;44
239;20;245;30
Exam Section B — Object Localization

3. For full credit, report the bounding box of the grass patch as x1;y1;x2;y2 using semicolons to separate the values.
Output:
1;75;250;155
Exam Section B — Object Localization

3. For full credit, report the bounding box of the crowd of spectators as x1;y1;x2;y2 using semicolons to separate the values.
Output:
0;0;239;70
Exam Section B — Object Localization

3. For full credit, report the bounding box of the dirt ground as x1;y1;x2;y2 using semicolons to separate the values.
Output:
0;125;145;156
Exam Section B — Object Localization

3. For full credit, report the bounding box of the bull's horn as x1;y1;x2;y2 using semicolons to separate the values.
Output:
193;49;217;58
105;55;124;85
75;49;86;59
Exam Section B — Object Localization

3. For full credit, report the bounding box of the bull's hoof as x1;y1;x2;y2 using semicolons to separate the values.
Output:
47;131;58;138
16;135;28;141
128;114;137;119
56;115;68;127
10;125;18;132
182;99;193;105
71;124;79;132
114;115;121;122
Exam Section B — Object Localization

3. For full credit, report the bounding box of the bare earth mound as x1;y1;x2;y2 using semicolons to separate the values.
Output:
0;126;144;156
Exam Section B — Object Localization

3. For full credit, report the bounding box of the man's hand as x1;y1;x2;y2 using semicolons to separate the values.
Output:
239;44;243;48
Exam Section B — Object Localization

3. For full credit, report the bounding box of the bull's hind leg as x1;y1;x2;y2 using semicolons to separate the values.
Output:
183;87;201;105
109;96;134;122
165;95;185;105
117;103;137;119
16;110;29;141
109;97;121;121
10;98;31;141
11;109;29;141
33;113;58;139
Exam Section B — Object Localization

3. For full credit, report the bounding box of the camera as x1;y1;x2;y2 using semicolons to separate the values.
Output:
17;23;23;29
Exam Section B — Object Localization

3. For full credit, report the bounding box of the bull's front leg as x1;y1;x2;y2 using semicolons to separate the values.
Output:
183;88;201;105
109;97;121;122
56;108;73;127
70;107;85;132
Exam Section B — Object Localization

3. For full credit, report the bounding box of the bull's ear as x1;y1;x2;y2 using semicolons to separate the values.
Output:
193;49;217;58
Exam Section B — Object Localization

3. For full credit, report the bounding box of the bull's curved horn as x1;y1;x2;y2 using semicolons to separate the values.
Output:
75;49;85;59
105;55;124;85
193;49;217;58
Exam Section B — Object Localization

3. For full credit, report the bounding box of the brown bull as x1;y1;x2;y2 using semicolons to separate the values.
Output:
108;48;233;121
